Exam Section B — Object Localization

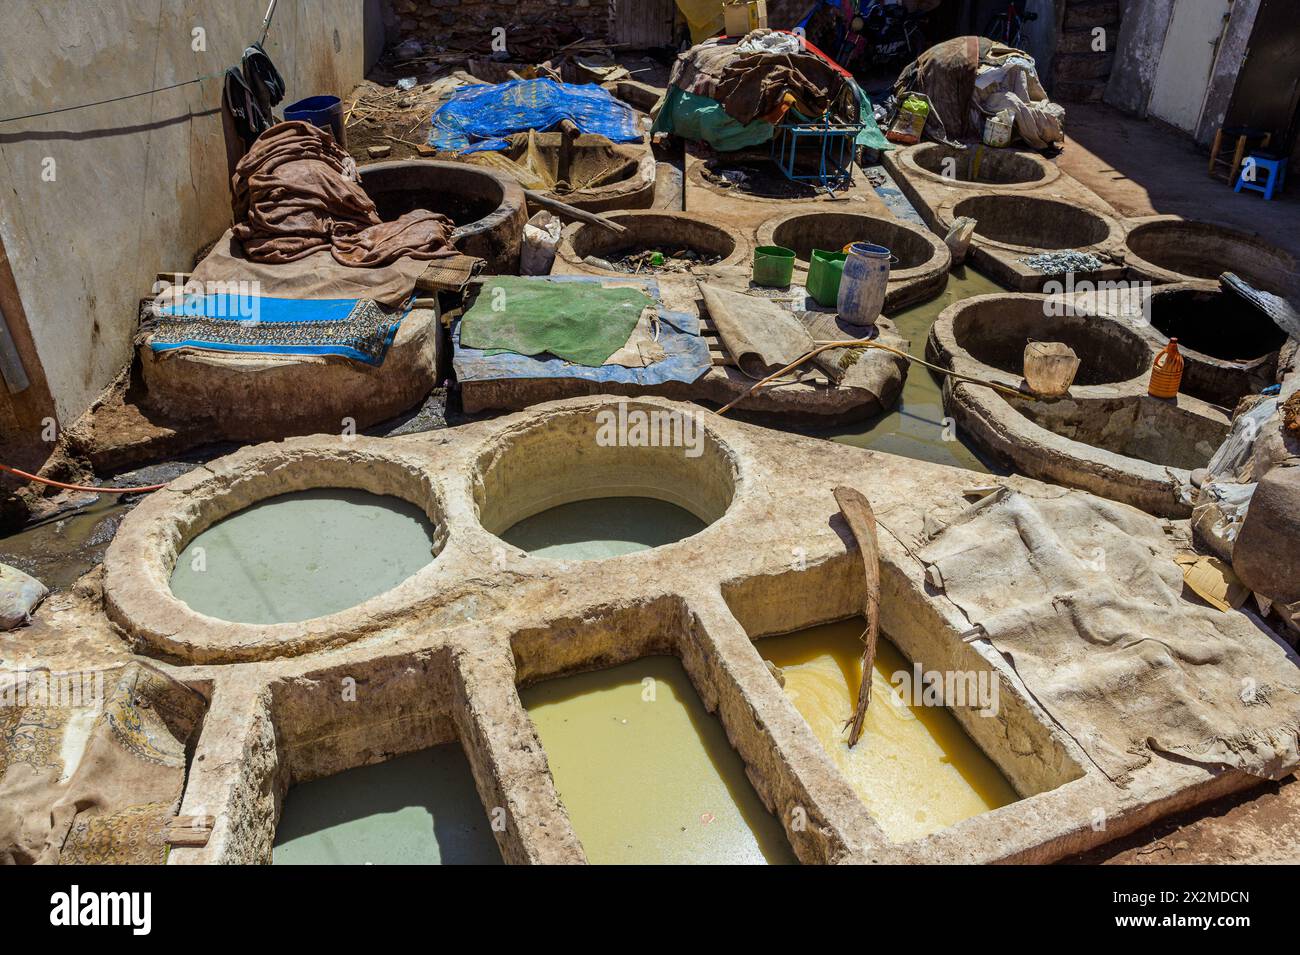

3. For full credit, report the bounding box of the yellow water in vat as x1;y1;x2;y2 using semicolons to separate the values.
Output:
758;618;1017;842
521;656;795;864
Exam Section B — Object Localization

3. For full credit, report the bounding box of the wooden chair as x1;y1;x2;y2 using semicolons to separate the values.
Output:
1208;126;1271;183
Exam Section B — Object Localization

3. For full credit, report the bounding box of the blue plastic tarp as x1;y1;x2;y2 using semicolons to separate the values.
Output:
428;79;642;154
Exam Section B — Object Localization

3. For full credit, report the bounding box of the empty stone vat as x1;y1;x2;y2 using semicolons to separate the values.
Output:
1123;218;1297;294
1139;283;1288;406
359;159;527;273
950;195;1115;252
930;295;1151;387
555;210;749;276
903;142;1057;189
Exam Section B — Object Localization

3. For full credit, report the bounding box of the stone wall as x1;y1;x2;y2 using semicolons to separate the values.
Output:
381;0;611;53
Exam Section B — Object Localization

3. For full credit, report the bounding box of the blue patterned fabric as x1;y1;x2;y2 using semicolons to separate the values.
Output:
428;79;642;154
148;292;408;366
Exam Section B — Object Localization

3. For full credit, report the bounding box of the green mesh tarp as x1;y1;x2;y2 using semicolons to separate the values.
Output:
459;276;652;367
651;87;776;151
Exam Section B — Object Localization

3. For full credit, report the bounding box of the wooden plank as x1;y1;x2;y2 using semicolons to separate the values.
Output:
165;815;214;847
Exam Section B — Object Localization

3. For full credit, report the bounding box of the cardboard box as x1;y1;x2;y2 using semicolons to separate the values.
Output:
724;0;768;37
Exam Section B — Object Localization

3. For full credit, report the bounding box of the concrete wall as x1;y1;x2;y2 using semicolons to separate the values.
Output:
0;0;370;441
1104;0;1175;116
1195;0;1260;146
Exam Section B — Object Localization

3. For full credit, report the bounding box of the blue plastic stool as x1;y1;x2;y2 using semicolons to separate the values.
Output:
1235;154;1286;200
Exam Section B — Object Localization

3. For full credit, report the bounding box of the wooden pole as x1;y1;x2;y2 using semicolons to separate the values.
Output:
834;485;881;747
523;189;628;233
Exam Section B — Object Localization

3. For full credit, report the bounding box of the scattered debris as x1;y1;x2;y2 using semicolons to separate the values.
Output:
366;144;391;159
610;247;720;274
700;160;818;199
1021;250;1105;274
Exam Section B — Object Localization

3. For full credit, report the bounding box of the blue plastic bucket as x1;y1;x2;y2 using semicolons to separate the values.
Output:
284;95;345;146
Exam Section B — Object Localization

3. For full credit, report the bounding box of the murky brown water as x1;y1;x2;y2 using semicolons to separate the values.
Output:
806;267;1005;473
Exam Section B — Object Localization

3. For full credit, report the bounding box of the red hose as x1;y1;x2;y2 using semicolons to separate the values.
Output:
0;462;166;494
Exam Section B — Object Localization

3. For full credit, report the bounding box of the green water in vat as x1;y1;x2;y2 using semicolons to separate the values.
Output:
272;744;501;865
500;496;707;560
168;488;435;624
522;656;796;865
806;268;1003;472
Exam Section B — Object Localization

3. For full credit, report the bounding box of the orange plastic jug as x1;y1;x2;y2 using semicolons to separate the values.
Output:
1148;338;1184;398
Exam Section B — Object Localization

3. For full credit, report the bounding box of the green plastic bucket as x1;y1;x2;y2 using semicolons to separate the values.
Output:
807;249;848;307
752;245;795;287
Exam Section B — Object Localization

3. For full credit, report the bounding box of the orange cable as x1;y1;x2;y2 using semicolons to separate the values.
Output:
0;462;166;494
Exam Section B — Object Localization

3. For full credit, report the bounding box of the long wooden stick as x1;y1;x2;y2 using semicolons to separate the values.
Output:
523;189;628;233
834;485;881;748
713;338;1025;416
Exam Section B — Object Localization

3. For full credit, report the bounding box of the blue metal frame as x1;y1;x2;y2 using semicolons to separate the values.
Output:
771;117;863;194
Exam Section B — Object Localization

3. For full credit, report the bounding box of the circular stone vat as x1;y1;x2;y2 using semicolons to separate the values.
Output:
905;142;1056;188
1142;283;1287;406
103;442;448;663
934;295;1151;386
170;489;436;624
473;401;737;559
139;306;439;443
359;160;527;273
500;133;655;212
950;195;1112;251
557;211;749;275
1123;218;1297;293
759;211;947;273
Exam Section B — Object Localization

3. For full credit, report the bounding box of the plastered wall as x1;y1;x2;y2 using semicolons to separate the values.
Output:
0;0;375;437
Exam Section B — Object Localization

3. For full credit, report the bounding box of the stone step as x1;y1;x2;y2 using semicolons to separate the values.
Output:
1053;79;1108;104
1063;0;1120;30
1054;51;1116;82
1057;25;1119;55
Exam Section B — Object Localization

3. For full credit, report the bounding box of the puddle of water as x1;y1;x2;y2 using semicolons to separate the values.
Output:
273;744;501;865
805;268;1005;472
499;496;706;560
169;489;435;624
758;618;1017;843
521;655;796;864
0;496;132;592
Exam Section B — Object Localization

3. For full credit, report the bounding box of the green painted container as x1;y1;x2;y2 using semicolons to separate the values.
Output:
752;245;795;288
807;249;848;307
